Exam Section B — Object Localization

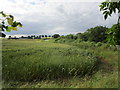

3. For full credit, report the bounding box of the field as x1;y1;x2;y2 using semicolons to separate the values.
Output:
2;39;118;88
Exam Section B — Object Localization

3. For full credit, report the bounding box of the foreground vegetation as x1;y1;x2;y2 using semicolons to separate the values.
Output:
2;39;118;88
1;1;119;88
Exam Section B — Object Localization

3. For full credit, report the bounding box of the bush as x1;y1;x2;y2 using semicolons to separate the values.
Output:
74;39;82;43
96;42;102;47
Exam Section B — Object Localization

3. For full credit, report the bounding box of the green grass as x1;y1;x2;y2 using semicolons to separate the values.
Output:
2;39;98;81
2;39;118;88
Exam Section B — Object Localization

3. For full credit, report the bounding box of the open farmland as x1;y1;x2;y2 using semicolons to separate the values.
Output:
2;39;118;88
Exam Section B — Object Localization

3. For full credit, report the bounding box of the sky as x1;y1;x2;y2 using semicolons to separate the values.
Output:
0;0;118;37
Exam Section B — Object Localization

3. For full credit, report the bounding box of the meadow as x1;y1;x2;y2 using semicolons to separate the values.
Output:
2;39;118;88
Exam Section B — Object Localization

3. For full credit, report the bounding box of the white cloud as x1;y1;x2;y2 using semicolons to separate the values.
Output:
46;0;104;2
0;0;118;36
47;26;66;34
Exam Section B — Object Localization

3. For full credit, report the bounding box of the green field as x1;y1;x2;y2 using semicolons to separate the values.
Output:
2;39;118;88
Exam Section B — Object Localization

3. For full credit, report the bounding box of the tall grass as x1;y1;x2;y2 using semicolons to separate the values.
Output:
2;39;118;88
2;39;99;81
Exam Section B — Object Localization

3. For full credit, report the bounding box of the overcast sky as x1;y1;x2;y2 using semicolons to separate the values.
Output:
0;0;118;37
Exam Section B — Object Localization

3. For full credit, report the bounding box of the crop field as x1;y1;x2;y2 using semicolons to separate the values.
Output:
2;39;118;88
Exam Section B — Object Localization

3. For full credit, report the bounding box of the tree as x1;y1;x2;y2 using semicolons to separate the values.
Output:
35;36;38;39
28;36;31;39
8;36;11;39
66;34;74;39
42;35;44;38
45;35;47;38
99;1;120;45
0;11;22;37
33;35;35;39
86;26;108;42
52;34;60;38
76;32;89;41
48;35;51;37
106;24;120;45
76;26;108;42
39;35;41;39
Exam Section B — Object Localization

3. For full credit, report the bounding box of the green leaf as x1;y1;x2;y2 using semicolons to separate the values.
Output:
1;12;6;17
7;18;13;25
103;8;108;10
12;21;18;27
11;27;17;31
1;25;5;31
2;21;5;24
17;22;22;27
12;22;22;27
109;8;113;14
99;5;104;11
104;13;108;20
103;11;108;14
9;15;14;21
2;25;6;28
6;27;11;32
112;7;116;13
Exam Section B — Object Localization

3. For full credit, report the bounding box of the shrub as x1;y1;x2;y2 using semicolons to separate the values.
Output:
96;42;102;47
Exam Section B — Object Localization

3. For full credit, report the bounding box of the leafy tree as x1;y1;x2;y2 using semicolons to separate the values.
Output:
66;34;74;39
86;26;108;42
99;0;120;45
28;36;31;39
45;35;47;38
9;36;11;39
42;35;44;38
60;35;65;38
106;24;120;45
33;35;35;39
36;36;39;39
48;35;51;37
52;34;60;38
64;34;77;40
76;26;108;42
73;35;77;40
76;32;89;41
0;11;22;37
39;35;41;39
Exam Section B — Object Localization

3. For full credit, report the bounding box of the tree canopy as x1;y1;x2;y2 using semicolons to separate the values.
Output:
106;24;120;45
99;0;120;45
86;26;108;42
100;1;120;20
52;34;60;38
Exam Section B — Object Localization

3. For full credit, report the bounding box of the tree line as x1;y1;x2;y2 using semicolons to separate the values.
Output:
1;0;120;45
54;24;119;44
7;34;60;39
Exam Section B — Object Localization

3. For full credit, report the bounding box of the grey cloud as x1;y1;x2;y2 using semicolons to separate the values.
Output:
57;5;65;13
5;2;117;36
